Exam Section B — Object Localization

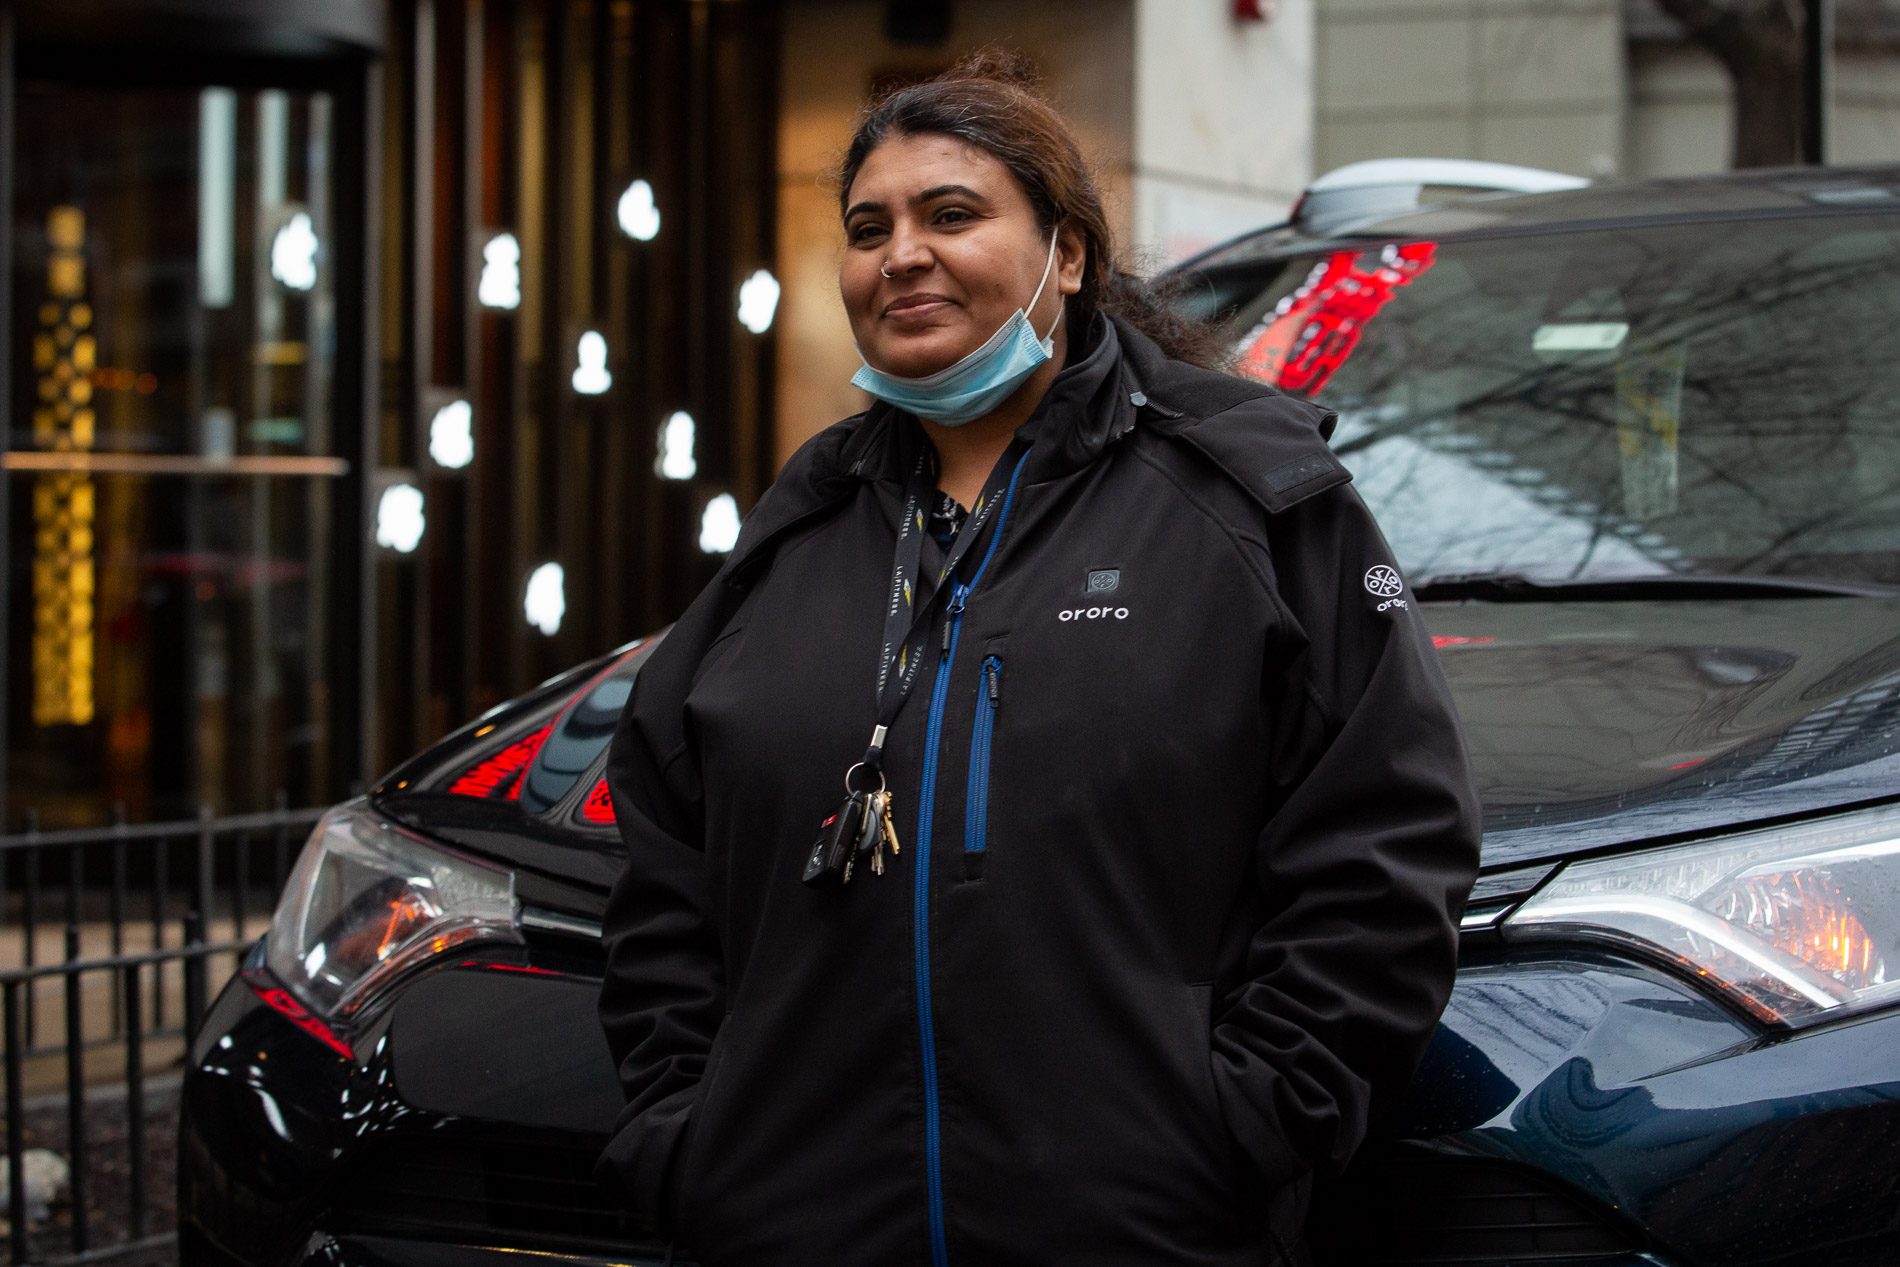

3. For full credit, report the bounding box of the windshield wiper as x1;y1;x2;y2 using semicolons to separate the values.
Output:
1411;571;1898;602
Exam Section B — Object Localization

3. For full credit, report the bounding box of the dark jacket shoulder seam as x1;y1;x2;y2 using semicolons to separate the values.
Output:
1192;393;1282;428
1125;439;1276;598
1134;427;1346;730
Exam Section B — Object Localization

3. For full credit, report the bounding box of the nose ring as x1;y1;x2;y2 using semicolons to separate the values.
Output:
880;263;895;279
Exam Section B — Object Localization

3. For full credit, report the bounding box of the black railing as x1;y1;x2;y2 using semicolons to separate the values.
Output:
0;801;324;1266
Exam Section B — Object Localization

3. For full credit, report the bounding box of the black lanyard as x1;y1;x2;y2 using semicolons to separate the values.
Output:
857;437;1031;783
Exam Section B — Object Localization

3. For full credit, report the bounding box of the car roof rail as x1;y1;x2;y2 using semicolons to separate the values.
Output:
1292;158;1590;234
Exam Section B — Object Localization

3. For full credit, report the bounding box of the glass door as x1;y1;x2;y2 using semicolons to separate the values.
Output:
7;79;351;826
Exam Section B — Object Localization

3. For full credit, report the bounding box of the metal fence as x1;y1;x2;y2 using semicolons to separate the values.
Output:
0;800;324;1265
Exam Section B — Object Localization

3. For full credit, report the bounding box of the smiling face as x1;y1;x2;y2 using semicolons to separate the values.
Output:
841;132;1082;380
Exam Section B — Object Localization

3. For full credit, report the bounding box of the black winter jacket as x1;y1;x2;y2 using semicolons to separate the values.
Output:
597;316;1482;1266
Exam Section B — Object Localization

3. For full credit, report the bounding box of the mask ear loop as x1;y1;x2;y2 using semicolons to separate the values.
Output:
1027;228;1065;344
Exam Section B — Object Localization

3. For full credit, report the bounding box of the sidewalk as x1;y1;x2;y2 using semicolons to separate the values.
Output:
1;907;266;1097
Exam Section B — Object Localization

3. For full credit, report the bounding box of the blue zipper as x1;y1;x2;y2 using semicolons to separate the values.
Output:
913;450;1031;1267
965;657;1001;854
913;584;963;1267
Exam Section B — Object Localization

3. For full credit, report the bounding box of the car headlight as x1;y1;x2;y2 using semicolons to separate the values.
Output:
1503;804;1900;1027
266;800;521;1020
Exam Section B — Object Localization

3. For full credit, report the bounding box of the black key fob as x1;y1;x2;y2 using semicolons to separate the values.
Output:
803;793;865;887
828;793;868;883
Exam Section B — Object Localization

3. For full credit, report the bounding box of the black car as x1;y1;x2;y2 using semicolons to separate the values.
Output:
180;163;1900;1266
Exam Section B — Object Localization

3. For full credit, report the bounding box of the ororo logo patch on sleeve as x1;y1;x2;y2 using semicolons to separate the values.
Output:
1364;564;1408;611
1364;565;1403;597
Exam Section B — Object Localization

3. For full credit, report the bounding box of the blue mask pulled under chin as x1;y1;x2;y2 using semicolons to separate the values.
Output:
850;231;1064;428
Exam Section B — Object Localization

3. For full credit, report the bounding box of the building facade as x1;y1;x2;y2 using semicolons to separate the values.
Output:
4;0;777;829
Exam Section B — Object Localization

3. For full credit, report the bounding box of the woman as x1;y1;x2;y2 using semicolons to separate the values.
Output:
597;52;1480;1267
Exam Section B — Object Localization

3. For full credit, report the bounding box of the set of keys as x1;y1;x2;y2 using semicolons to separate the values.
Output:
802;768;902;888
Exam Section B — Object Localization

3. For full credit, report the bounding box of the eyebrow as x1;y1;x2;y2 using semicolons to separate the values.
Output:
843;184;990;223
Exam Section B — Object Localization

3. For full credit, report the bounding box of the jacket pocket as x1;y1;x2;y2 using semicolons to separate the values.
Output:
962;653;1003;880
669;1013;734;1239
1189;983;1257;1191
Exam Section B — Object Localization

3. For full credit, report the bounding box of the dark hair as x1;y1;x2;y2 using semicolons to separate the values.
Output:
837;50;1228;370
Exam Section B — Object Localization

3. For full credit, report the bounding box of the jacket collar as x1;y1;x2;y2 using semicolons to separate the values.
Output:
1014;314;1136;484
739;312;1171;575
727;309;1347;586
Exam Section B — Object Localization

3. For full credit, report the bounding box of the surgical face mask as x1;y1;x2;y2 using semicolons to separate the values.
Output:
850;230;1064;427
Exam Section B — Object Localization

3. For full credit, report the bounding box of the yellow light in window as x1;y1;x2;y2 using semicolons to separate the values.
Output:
33;207;96;726
49;257;84;298
47;207;84;249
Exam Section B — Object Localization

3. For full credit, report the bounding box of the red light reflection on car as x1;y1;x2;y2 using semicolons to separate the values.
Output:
446;642;646;804
1238;242;1437;395
1430;635;1496;649
461;961;566;977
447;723;553;799
243;974;354;1059
580;777;616;825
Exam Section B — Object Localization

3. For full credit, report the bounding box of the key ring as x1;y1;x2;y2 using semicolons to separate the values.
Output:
843;763;885;794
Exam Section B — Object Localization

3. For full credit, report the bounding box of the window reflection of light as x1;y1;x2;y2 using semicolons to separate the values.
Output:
618;179;660;241
700;494;741;554
478;232;521;309
271;210;319;292
1333;417;1671;580
573;331;612;395
428;399;474;469
738;269;781;333
375;485;426;553
657;411;697;480
525;562;565;635
1532;322;1628;353
198;89;237;308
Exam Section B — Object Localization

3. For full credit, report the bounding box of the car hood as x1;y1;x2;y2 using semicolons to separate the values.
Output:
1431;596;1900;867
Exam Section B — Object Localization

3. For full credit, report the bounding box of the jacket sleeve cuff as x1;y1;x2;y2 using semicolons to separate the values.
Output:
1209;1048;1309;1197
594;1089;695;1237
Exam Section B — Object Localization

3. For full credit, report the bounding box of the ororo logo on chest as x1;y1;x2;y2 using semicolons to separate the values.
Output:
1057;605;1129;622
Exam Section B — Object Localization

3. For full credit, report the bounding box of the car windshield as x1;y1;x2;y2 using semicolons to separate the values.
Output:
1187;214;1900;590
